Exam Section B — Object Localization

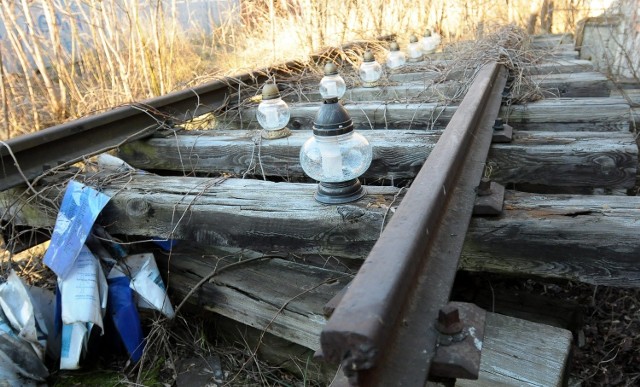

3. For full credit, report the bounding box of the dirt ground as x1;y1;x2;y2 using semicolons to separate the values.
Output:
568;285;640;386
453;272;640;387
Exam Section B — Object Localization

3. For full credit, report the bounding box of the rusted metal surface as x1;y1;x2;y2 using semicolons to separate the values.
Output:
0;61;305;192
474;179;505;215
431;302;487;380
436;305;464;335
492;118;513;143
321;62;507;386
323;281;352;318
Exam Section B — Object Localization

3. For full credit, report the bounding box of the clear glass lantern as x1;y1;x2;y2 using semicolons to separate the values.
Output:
300;132;372;183
319;62;347;99
407;34;423;62
300;99;372;204
422;29;441;54
359;50;383;88
256;82;291;139
386;41;406;70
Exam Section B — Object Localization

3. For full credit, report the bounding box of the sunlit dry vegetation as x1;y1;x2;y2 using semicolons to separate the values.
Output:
0;0;613;140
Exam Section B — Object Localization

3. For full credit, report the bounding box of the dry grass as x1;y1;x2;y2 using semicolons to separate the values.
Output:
0;242;54;288
0;0;612;141
0;0;221;140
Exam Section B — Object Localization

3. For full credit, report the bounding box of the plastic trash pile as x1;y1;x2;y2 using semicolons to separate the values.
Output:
0;170;175;384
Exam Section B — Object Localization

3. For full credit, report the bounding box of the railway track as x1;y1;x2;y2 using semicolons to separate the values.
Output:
1;33;638;386
319;61;507;385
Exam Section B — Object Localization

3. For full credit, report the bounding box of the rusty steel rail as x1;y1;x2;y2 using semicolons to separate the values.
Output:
0;61;308;192
320;62;507;385
1;81;230;191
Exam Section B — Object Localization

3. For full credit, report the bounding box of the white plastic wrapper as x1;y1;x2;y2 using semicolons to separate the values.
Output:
96;154;148;176
96;154;137;173
0;304;49;382
59;245;108;329
58;246;108;370
110;253;175;319
0;270;48;360
59;323;90;370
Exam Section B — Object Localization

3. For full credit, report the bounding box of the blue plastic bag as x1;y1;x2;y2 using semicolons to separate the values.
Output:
107;276;145;362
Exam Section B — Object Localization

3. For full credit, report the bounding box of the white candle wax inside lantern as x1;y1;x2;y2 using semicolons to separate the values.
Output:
320;64;347;99
324;81;338;97
386;50;406;69
361;66;378;82
408;42;422;60
359;51;382;86
265;108;279;128
318;138;343;180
